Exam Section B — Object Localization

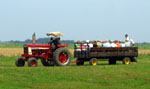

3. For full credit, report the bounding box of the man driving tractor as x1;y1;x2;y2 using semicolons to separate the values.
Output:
47;32;64;49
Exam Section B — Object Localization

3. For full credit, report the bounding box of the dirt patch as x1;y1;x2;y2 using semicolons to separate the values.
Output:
69;49;74;55
0;48;23;57
0;48;74;57
139;49;150;55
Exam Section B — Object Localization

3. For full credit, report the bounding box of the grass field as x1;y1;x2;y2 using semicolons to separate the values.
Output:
0;55;150;89
0;43;150;89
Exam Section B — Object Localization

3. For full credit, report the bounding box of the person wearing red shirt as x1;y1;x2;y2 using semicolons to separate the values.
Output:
115;41;121;47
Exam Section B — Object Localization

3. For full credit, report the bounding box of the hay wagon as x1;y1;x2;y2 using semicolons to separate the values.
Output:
74;46;138;66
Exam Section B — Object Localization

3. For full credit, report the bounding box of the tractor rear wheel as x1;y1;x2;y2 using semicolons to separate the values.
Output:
28;57;38;67
89;58;98;66
15;58;25;67
76;58;84;66
54;48;72;66
123;57;131;65
41;58;55;66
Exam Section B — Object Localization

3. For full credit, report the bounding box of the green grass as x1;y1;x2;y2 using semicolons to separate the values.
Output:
0;43;74;48
135;43;150;49
0;43;23;48
0;55;150;89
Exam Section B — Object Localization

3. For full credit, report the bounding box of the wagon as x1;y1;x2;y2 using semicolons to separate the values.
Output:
74;46;138;65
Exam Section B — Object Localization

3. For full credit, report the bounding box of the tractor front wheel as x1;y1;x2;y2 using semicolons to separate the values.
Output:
54;48;72;66
28;57;38;67
15;58;25;67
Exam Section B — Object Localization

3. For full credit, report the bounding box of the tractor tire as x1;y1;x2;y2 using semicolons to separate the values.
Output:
15;58;25;67
123;57;131;65
54;48;72;66
109;58;116;65
89;58;98;66
41;58;55;66
76;58;84;66
28;57;38;67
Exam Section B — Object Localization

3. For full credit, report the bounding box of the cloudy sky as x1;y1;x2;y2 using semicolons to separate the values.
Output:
0;0;150;42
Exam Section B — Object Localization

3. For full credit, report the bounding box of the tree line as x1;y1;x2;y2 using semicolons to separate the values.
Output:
1;38;74;44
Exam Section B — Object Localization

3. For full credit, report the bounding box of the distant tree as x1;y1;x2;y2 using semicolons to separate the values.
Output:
1;37;74;44
25;39;32;43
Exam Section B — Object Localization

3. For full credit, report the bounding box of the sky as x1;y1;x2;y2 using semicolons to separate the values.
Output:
0;0;150;42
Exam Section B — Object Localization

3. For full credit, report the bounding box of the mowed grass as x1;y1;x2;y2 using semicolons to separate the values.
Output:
0;43;23;48
0;55;150;89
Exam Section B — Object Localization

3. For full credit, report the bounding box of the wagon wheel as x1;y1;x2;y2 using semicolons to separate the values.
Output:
54;48;72;66
41;58;55;66
76;58;84;66
89;58;98;66
15;58;25;67
123;57;131;65
28;57;38;67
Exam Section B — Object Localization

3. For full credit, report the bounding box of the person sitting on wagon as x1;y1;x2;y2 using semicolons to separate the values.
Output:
88;41;93;48
75;41;81;51
81;41;86;51
84;40;89;49
84;40;90;49
97;41;102;47
110;40;117;47
103;40;111;47
115;40;121;47
125;34;135;46
120;41;126;47
93;41;98;47
125;40;131;47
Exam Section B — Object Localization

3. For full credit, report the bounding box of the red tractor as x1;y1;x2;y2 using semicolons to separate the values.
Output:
15;32;72;67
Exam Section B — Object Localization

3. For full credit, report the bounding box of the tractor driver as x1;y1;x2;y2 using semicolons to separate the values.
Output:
49;37;60;48
53;37;60;46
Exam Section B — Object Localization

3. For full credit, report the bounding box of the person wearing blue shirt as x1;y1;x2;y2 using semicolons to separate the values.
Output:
103;40;111;47
125;40;131;47
120;41;126;47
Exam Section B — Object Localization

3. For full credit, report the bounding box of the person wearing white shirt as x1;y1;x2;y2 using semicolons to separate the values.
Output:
125;34;135;46
110;40;117;47
88;41;93;48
